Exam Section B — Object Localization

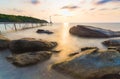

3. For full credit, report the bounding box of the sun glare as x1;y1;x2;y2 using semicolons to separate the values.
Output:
60;10;74;17
62;22;69;43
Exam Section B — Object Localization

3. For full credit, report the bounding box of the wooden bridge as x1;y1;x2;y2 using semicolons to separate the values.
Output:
0;22;48;33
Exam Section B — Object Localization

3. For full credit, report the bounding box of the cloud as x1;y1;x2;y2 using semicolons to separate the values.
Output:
97;7;120;11
12;8;24;13
112;7;120;10
99;8;109;10
31;0;40;4
96;0;120;5
90;8;96;10
53;14;62;16
61;5;79;10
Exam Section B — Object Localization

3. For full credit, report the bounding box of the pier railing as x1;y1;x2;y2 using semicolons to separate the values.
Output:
0;22;47;33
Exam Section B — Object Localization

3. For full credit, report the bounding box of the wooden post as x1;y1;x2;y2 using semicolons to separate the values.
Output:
4;23;7;30
39;23;41;26
14;23;17;31
19;23;21;28
36;23;38;27
31;23;33;28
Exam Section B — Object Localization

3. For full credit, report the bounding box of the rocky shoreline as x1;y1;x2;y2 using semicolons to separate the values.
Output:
0;25;120;79
0;35;57;67
52;47;120;79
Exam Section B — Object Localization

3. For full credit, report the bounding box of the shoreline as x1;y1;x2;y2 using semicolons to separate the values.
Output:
0;23;120;79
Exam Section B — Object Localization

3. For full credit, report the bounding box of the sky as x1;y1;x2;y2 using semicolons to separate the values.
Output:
0;0;120;23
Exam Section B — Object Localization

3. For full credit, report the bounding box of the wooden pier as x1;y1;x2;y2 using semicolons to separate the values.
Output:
0;22;48;33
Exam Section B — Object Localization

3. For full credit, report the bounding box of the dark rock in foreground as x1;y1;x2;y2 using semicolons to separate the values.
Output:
7;51;52;67
103;39;120;46
81;47;99;51
9;38;57;54
101;74;120;79
0;35;10;50
52;48;120;79
69;25;120;38
36;29;53;34
68;52;79;57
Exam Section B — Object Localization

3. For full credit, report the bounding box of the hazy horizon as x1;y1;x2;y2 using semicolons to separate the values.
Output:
0;0;120;23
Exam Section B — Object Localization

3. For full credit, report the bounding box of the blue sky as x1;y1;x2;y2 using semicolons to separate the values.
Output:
0;0;120;22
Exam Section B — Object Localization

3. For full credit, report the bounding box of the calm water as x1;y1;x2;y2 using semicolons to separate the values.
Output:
0;23;120;79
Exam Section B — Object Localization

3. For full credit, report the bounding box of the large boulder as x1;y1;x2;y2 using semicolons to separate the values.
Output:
69;25;120;38
52;49;120;79
0;35;10;50
9;38;57;54
7;51;52;67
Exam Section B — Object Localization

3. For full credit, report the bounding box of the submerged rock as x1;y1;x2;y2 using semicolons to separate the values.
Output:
0;35;10;50
52;49;120;79
36;29;53;34
8;51;52;67
9;38;57;54
69;25;120;38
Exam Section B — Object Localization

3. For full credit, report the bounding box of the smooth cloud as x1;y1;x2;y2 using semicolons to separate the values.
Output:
96;0;120;5
61;5;79;10
31;0;40;4
12;8;24;13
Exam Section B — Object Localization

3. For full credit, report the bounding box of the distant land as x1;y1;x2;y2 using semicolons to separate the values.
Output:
0;14;48;23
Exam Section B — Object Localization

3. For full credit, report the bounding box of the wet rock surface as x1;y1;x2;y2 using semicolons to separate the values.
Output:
100;73;120;79
103;39;120;46
7;51;52;67
52;48;120;79
68;52;79;57
69;25;120;38
102;39;120;52
36;29;53;34
81;47;99;51
9;38;57;54
0;35;10;50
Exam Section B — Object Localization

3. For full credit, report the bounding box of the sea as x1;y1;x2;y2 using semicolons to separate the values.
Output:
0;23;120;79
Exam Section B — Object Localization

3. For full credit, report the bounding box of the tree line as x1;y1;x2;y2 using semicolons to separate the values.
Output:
0;14;48;23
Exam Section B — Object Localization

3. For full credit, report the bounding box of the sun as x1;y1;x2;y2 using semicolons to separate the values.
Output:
59;9;74;17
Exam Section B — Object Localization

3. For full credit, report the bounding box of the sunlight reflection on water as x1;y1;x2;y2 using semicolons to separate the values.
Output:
62;22;69;44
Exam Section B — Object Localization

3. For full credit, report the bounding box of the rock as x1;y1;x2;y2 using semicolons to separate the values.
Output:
51;50;61;53
36;29;53;34
81;47;99;51
52;49;120;79
103;39;120;46
68;52;79;57
100;73;120;79
108;46;118;50
8;51;52;67
69;25;120;38
9;38;57;54
0;35;10;50
102;39;120;52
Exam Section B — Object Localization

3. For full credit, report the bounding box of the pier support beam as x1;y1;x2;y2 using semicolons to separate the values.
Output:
4;23;7;30
14;23;17;31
